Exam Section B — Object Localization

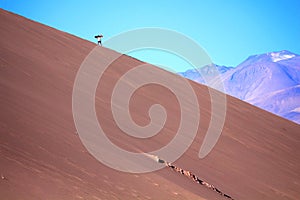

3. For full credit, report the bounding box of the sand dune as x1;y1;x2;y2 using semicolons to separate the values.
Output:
1;9;300;200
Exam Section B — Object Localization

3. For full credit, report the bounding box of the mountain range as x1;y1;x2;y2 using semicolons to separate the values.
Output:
179;50;300;124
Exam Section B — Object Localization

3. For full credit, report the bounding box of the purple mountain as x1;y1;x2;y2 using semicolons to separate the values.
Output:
179;50;300;124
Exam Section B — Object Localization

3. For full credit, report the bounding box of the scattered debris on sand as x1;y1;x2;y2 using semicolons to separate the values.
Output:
150;155;234;199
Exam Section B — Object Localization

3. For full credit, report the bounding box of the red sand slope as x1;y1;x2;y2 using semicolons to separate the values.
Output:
1;9;300;200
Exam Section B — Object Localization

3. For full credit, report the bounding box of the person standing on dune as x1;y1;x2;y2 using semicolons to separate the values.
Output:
94;34;103;46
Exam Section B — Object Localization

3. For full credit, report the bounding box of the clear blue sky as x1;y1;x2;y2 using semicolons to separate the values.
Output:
1;0;300;71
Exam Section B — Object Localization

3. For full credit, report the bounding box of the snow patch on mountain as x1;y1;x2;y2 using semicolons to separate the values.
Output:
291;107;300;113
271;52;295;62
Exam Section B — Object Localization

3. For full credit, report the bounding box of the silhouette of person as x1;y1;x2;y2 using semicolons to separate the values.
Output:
94;34;103;46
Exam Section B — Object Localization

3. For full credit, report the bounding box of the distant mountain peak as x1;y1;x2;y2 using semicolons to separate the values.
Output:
236;50;299;69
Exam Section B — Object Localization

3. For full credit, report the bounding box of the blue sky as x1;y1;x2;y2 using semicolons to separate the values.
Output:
1;0;300;71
